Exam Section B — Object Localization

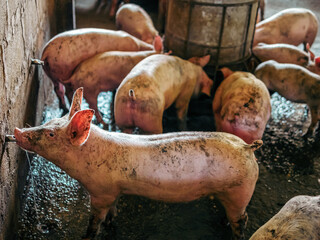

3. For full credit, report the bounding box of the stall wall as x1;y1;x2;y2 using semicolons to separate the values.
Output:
0;1;55;239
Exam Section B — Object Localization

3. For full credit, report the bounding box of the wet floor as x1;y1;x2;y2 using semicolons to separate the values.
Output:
17;0;320;239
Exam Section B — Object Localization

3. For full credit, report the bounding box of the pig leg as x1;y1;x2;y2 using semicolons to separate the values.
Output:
305;106;319;135
217;185;255;240
53;81;68;114
139;115;163;134
84;196;117;239
175;92;193;131
85;92;108;128
109;90;116;131
65;84;75;107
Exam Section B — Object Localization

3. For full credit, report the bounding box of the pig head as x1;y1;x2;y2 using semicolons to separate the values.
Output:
213;69;271;144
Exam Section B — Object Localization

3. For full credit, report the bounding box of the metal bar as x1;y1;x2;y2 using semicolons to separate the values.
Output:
212;5;227;93
5;135;16;142
178;0;258;7
184;1;195;58
242;3;253;59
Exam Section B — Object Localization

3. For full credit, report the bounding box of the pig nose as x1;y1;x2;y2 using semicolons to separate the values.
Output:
14;128;22;142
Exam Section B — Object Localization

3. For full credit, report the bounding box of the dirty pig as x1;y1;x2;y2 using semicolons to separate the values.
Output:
254;60;320;135
116;3;159;44
253;8;319;51
40;28;154;112
64;36;163;127
114;54;213;134
213;69;271;144
252;43;320;75
250;195;320;240
14;88;262;240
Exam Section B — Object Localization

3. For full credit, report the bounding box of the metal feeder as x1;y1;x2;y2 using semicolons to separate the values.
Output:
164;0;260;75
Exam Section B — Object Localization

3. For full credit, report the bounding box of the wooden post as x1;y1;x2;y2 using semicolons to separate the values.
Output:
55;0;76;33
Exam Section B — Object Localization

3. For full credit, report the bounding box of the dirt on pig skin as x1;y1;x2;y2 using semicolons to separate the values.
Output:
18;0;320;239
17;89;320;240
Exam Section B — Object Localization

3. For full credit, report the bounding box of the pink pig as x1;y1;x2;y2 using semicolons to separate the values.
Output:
64;36;163;127
40;28;154;113
252;43;320;75
253;8;319;51
115;3;159;44
14;88;262;240
254;60;320;135
213;69;271;144
114;54;214;134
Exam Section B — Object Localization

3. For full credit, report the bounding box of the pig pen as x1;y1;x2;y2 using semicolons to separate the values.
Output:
17;0;320;239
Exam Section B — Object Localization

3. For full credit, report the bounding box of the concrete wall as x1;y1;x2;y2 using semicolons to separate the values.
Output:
0;1;55;239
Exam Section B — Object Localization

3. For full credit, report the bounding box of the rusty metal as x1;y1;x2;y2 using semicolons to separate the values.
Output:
5;135;16;142
164;0;260;75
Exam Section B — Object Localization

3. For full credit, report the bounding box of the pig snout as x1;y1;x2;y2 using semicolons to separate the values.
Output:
14;128;33;152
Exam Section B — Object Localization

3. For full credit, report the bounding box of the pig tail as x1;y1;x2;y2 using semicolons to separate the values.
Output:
129;89;136;101
249;140;263;151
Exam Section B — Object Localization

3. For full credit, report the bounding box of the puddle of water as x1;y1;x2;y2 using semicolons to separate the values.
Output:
17;91;320;239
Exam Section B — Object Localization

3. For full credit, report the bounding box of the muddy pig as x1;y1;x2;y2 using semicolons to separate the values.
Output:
213;70;271;144
253;8;319;51
64;36;163;127
14;88;262;240
114;54;213;134
254;60;320;135
250;195;320;240
40;28;154;112
252;43;320;75
116;3;159;44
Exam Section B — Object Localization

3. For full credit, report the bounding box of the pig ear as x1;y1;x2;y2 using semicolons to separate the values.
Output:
219;67;234;79
188;55;211;67
153;35;163;53
67;109;94;146
69;88;83;120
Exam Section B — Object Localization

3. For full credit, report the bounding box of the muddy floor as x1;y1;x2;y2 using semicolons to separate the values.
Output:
17;0;320;239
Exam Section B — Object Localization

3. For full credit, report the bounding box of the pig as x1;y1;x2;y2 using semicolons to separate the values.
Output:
114;54;214;134
64;36;163;127
252;43;320;75
250;195;320;240
212;70;271;144
254;60;320;135
40;28;154;112
14;87;262;240
115;3;159;44
252;43;310;66
253;8;319;51
257;0;267;23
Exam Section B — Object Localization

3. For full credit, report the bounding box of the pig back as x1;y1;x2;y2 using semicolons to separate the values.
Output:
254;8;319;47
252;43;309;66
115;131;260;201
115;55;200;110
41;28;153;82
215;72;271;130
255;61;320;103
